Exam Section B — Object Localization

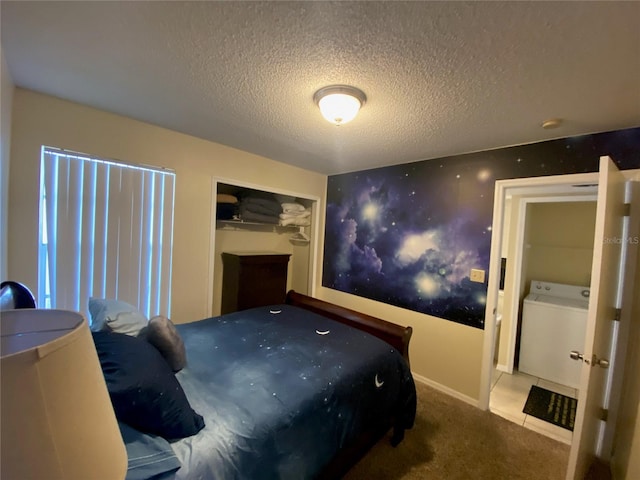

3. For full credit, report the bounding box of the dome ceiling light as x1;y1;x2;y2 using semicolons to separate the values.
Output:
313;85;367;126
541;118;563;129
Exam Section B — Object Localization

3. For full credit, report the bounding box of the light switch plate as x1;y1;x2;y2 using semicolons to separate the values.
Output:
470;268;485;283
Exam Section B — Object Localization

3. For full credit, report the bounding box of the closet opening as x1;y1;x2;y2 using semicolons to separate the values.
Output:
207;178;320;317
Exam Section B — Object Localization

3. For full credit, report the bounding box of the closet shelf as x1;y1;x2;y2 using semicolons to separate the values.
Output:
216;219;307;231
216;220;310;244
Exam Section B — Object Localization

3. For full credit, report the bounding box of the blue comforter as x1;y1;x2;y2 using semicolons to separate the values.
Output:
141;304;416;480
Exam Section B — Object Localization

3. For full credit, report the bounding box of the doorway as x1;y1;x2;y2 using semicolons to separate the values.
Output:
478;172;600;434
481;159;637;479
489;189;597;443
495;195;597;375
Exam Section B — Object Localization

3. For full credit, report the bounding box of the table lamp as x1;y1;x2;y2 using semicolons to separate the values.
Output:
1;309;127;479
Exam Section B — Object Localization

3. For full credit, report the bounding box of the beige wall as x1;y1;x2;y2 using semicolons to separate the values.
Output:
8;88;484;402
212;225;312;316
1;46;14;280
316;287;484;401
524;201;597;288
7;89;326;323
623;404;640;480
8;88;640;420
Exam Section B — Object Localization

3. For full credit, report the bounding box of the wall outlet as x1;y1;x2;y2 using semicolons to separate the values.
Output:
470;268;486;283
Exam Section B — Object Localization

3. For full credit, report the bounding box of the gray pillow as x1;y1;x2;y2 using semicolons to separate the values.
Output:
89;298;148;336
143;315;186;372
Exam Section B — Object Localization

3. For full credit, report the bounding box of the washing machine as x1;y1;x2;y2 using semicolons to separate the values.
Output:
519;280;590;389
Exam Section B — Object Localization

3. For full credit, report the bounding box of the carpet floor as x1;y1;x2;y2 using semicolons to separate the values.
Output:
344;380;570;480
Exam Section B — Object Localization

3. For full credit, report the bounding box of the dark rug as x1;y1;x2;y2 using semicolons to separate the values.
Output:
523;385;577;431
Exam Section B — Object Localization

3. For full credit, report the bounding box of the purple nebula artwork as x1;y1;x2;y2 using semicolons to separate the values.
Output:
322;127;640;329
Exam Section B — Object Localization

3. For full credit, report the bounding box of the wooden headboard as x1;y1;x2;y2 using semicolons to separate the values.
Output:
285;290;412;367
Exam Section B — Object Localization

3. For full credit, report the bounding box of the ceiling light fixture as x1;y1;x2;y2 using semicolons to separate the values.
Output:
541;118;563;129
314;85;366;126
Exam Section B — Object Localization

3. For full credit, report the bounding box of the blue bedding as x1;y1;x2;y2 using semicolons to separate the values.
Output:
118;422;180;480
132;304;416;480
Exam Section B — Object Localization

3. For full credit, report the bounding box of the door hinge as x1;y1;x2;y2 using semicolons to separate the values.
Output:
599;408;609;422
614;308;621;322
623;203;631;217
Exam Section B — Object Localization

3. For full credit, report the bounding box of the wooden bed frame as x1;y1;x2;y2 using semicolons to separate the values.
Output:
286;290;412;367
285;290;414;479
1;285;412;480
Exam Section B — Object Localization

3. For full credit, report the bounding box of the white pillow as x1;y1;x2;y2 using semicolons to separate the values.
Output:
89;298;148;336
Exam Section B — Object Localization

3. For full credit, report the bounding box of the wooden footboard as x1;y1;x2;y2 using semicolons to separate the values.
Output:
285;290;413;368
286;290;414;479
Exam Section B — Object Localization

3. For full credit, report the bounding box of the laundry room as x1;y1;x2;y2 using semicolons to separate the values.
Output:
518;200;597;381
489;192;600;443
495;196;597;383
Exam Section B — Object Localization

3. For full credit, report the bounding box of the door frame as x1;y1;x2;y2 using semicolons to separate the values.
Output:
600;181;640;459
479;171;599;410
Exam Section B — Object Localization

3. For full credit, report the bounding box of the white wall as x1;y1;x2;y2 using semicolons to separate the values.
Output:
496;194;525;368
1;46;14;280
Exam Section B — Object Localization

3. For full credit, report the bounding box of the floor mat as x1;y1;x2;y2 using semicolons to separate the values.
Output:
523;385;577;431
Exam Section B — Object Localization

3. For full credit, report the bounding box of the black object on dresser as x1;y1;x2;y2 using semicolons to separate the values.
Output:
221;252;292;314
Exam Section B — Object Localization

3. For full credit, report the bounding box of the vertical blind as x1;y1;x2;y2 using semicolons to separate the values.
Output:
38;147;175;319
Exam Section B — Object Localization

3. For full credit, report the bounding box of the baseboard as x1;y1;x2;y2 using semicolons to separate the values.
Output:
412;372;479;408
495;363;510;373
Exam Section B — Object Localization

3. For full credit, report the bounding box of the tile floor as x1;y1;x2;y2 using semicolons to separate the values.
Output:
490;368;576;445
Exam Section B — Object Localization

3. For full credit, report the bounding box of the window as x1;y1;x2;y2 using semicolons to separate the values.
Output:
38;147;175;319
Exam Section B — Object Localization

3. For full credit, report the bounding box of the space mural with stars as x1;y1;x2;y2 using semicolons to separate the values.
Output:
322;127;640;329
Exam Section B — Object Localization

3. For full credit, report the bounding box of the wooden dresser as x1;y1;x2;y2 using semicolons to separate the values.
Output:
221;252;292;314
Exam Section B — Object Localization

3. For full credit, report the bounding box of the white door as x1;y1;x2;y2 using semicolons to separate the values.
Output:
566;157;626;479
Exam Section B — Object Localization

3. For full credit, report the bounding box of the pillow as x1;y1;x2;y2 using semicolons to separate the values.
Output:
89;298;148;336
93;331;205;440
142;315;187;372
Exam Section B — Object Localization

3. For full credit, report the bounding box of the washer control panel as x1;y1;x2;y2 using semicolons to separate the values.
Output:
530;280;590;302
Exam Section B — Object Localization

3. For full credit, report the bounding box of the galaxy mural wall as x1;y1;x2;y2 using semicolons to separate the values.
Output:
322;127;640;329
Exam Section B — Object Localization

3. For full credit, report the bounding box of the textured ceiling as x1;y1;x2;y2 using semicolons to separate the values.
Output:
2;1;639;174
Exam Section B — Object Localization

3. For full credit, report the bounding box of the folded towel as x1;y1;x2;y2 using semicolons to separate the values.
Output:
281;202;306;214
280;210;311;220
274;194;297;204
240;196;282;216
237;190;277;202
217;193;238;204
240;207;280;224
241;202;282;216
279;217;311;227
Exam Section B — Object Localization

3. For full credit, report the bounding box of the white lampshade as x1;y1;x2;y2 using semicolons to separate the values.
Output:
1;309;127;480
314;85;366;125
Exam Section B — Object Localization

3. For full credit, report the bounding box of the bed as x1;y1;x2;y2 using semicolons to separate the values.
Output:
85;290;417;479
